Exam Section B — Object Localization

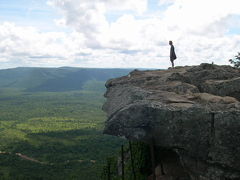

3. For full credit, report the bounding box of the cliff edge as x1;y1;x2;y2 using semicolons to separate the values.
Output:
103;64;240;179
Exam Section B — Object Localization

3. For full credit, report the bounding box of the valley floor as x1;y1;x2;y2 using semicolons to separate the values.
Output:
0;88;124;180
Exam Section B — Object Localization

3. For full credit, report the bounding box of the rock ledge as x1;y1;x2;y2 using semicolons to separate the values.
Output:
103;64;240;179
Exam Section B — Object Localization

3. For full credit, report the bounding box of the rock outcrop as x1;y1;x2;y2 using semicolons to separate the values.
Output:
103;64;240;179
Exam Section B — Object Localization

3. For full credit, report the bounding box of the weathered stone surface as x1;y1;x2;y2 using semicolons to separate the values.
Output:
103;64;240;179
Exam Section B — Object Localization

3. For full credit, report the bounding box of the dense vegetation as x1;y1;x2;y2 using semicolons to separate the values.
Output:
0;67;131;180
101;142;152;180
0;67;131;91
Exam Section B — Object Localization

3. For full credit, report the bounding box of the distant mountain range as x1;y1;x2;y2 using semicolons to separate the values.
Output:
0;67;132;92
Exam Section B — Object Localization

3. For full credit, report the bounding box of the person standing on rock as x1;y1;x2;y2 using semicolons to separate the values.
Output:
169;41;177;68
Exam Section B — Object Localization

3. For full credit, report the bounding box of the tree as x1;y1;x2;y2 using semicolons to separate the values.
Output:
229;52;240;68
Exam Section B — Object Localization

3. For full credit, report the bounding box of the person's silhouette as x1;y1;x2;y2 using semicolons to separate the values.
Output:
169;41;177;68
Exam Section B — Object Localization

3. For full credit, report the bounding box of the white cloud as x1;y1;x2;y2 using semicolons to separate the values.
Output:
1;0;240;69
0;22;88;68
158;0;176;6
104;0;148;13
47;0;148;47
163;0;240;34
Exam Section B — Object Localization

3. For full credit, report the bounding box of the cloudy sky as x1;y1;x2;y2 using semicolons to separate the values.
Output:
0;0;240;69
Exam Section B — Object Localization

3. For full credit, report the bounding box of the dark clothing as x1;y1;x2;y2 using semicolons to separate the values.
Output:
170;45;177;61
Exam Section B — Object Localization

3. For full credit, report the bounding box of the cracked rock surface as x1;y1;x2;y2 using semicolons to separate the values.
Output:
103;63;240;179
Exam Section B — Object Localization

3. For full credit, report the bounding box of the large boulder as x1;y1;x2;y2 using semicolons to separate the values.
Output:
103;64;240;179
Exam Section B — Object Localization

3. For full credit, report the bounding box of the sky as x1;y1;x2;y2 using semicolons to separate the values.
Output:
0;0;240;69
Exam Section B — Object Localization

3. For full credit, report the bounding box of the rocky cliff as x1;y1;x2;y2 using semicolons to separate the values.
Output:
103;64;240;179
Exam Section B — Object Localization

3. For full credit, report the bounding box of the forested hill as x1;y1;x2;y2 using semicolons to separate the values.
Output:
0;66;132;179
0;67;132;92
